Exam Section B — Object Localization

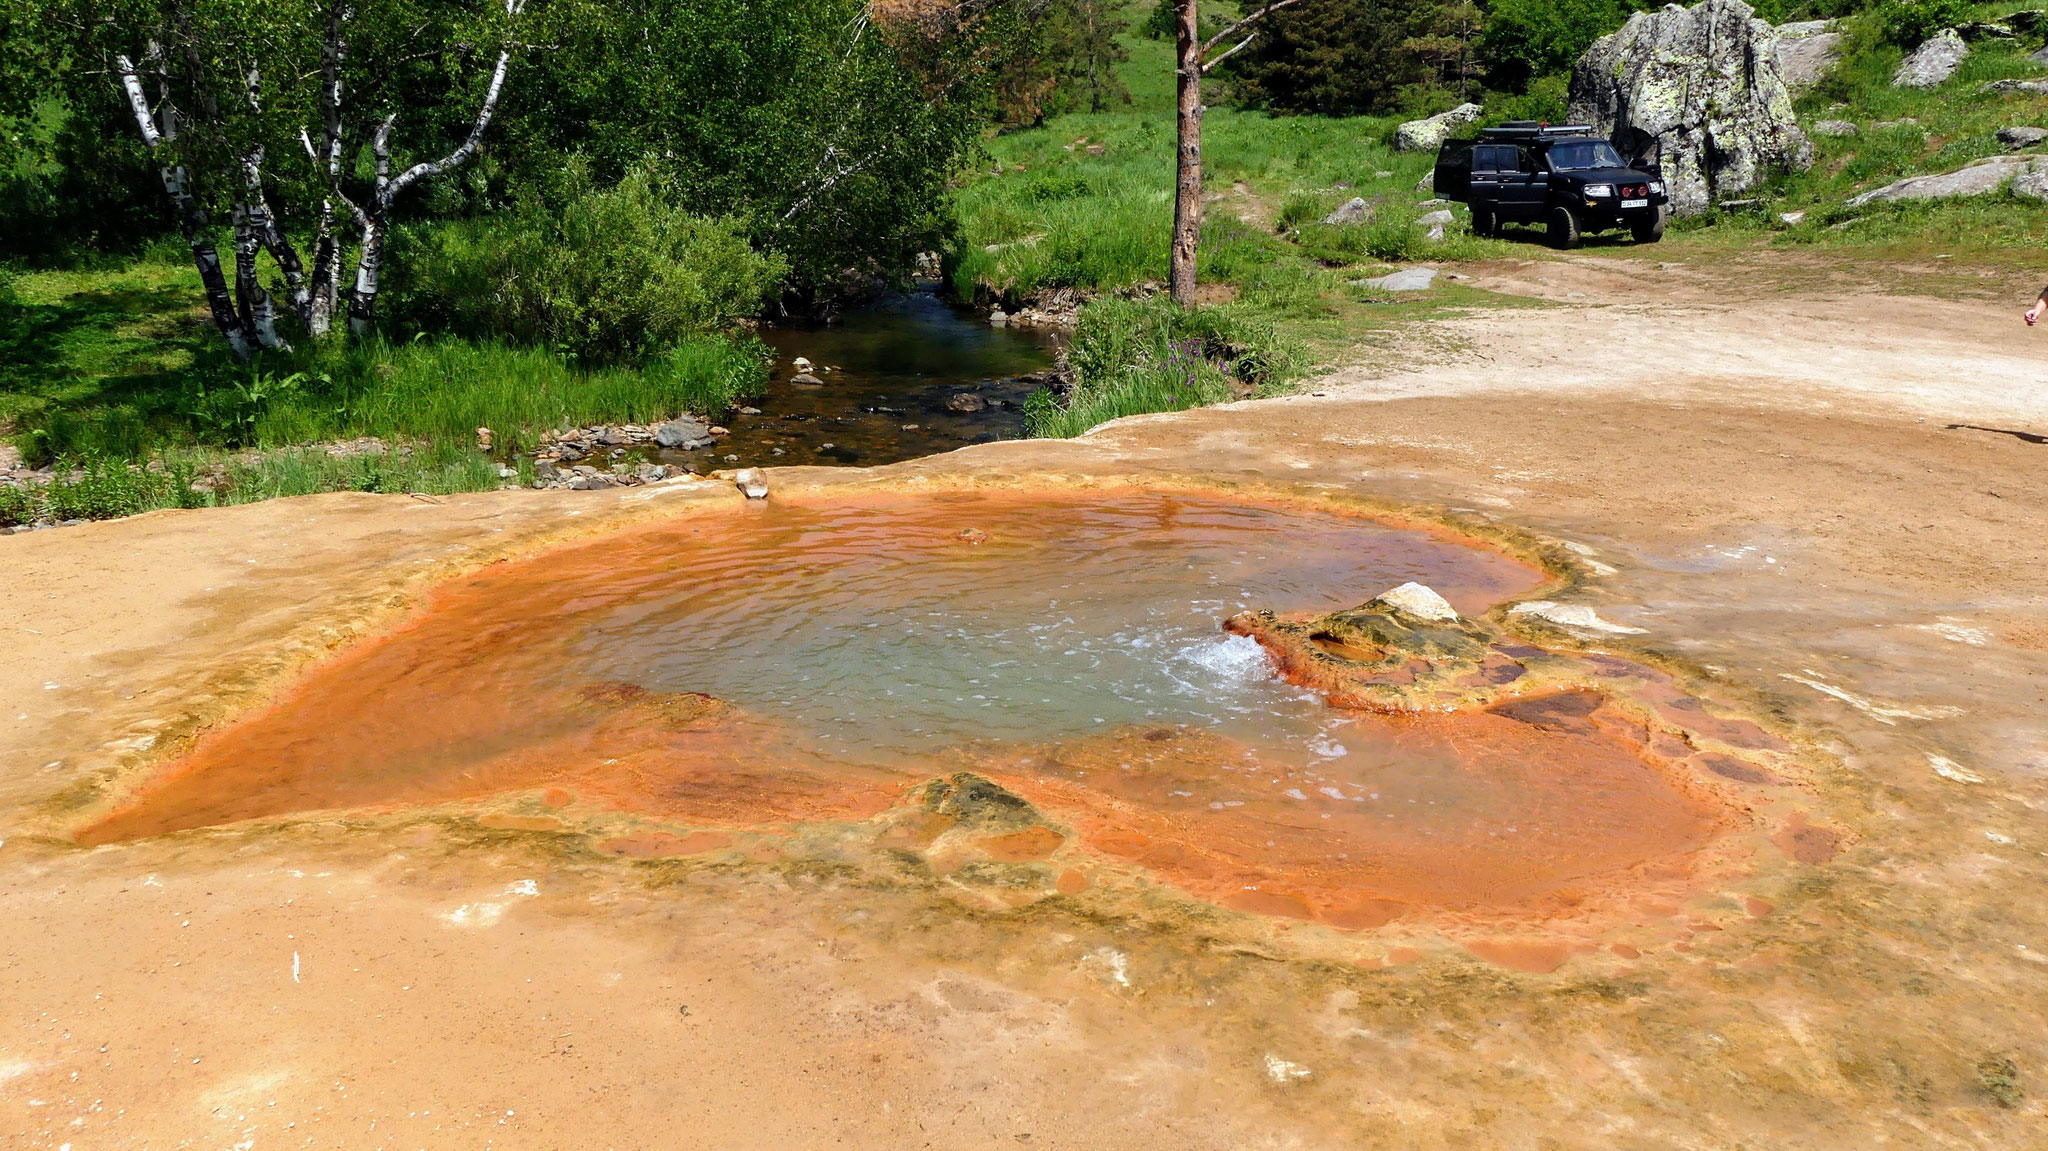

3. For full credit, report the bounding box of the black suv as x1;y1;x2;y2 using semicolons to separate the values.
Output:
1434;123;1668;248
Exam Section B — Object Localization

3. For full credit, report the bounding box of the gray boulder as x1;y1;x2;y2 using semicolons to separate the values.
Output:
1775;20;1842;91
1894;29;1968;88
1393;102;1482;152
653;418;715;450
2015;166;2048;200
1845;154;2048;205
2032;44;2048;65
1999;125;2048;148
2011;9;2048;38
1322;196;1373;225
1957;20;2015;40
1811;119;1859;137
1358;267;1438;291
1985;78;2048;93
1568;0;1812;217
1418;209;1455;240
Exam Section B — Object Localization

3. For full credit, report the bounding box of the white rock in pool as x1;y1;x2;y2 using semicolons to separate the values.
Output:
1370;582;1459;622
733;468;769;499
1508;600;1646;634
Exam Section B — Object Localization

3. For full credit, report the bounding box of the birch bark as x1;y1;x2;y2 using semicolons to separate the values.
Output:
117;53;253;358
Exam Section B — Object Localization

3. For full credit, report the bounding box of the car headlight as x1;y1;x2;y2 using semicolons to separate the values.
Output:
1584;184;1615;198
1649;181;1664;194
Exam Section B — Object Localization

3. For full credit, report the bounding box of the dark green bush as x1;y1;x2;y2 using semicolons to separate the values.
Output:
1031;296;1304;436
0;482;34;526
39;455;198;521
1874;0;1972;46
391;166;787;363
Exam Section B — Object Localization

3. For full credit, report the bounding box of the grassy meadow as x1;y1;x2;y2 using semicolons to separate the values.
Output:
11;0;2048;524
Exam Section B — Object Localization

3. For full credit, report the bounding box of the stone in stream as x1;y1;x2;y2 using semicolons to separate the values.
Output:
1893;29;1968;88
1322;197;1373;226
1393;102;1482;152
733;468;769;499
790;372;825;388
1569;0;1811;217
653;418;715;450
946;392;988;413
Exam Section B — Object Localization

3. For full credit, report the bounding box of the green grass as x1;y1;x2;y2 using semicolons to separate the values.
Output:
2;258;769;469
1;444;512;527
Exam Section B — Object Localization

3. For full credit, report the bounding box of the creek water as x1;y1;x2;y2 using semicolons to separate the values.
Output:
85;491;1723;922
667;293;1061;471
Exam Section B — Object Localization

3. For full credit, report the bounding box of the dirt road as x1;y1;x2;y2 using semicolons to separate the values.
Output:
3;254;2044;1148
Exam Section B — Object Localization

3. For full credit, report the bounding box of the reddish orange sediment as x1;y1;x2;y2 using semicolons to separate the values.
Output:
981;701;1727;930
72;489;1812;945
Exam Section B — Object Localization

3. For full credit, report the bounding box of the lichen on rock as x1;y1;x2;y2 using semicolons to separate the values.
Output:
1568;0;1812;215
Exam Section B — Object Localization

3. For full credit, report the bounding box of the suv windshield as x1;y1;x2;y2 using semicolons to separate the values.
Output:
1546;141;1625;170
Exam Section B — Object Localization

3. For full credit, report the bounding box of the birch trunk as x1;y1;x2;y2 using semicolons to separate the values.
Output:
1169;0;1203;307
118;55;253;359
344;35;517;335
347;217;384;338
229;205;288;351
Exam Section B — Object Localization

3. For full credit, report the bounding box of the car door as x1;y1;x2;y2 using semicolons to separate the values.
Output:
1468;145;1514;210
1497;147;1551;221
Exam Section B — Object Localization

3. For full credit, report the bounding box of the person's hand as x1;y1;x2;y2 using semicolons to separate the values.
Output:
2028;301;2044;327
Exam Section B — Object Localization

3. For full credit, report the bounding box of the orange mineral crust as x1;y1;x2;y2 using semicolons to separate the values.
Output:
985;700;1723;929
73;488;1769;932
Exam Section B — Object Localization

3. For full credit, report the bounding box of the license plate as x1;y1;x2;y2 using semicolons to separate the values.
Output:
1621;198;1649;208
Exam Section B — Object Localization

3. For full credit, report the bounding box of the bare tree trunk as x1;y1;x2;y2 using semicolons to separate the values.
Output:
1169;0;1203;307
117;53;253;359
1165;0;1304;309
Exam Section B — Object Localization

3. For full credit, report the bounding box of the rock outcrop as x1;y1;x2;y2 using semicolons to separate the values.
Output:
1775;20;1842;91
1845;154;2048;205
1322;196;1373;225
1893;29;1968;88
1811;119;1858;137
1999;125;2048;148
1568;0;1812;216
1393;102;1482;152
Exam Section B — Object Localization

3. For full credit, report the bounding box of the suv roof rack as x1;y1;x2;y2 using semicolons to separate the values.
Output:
1479;122;1597;138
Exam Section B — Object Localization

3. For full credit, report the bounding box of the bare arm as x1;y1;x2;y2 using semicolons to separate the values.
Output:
2027;286;2048;326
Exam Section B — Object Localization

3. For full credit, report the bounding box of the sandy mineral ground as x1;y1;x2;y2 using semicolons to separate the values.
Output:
3;253;2045;1149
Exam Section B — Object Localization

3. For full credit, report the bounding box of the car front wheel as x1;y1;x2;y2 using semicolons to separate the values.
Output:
1546;206;1580;249
1631;206;1667;243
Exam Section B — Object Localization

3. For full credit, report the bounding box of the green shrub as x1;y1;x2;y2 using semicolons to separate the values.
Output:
0;482;34;527
391;166;787;363
1029;296;1304;437
1874;0;1972;47
38;455;198;521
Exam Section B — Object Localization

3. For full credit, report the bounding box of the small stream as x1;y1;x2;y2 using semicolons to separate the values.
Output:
664;292;1062;471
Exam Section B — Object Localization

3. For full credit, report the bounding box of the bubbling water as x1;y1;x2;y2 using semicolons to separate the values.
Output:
81;490;1725;923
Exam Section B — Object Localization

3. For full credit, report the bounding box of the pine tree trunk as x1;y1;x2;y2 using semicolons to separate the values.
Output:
1169;0;1204;307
